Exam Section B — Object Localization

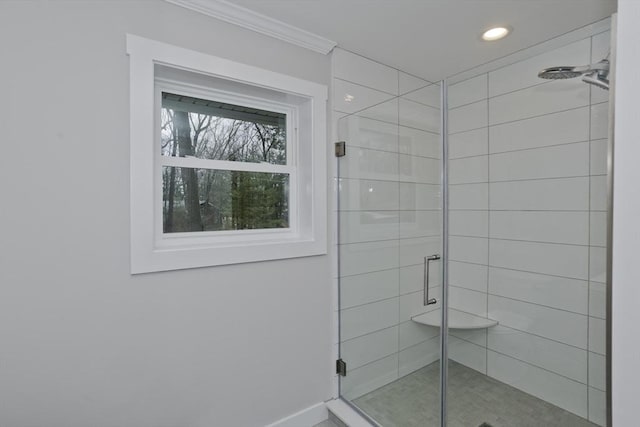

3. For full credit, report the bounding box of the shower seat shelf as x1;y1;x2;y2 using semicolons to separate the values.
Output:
412;308;498;329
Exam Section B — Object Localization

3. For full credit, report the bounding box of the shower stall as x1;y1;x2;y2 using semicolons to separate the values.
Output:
333;17;612;427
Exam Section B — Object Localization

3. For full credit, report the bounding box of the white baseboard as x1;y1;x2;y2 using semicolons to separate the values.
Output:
265;401;328;427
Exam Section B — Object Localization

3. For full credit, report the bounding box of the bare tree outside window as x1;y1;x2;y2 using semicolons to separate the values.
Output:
160;93;289;233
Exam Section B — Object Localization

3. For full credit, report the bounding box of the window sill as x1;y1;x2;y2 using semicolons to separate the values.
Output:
133;236;326;274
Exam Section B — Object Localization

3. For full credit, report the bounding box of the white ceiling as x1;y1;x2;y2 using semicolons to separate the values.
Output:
226;0;617;81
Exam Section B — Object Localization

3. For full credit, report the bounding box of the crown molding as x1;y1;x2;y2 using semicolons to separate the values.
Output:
165;0;337;54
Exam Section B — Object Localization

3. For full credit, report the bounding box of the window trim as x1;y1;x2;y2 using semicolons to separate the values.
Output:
127;34;327;274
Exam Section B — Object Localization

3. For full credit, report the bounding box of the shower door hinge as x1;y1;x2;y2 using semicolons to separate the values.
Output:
335;141;346;157
336;358;347;377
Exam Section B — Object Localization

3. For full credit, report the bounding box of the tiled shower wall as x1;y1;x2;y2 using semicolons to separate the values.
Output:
446;30;610;425
332;48;444;400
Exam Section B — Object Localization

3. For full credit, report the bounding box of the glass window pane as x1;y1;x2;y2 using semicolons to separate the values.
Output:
160;92;287;165
162;167;289;233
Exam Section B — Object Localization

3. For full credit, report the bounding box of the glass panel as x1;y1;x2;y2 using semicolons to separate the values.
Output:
161;92;287;165
162;166;289;233
336;74;443;426
445;31;610;427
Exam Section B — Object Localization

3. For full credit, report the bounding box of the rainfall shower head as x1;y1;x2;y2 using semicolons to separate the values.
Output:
538;66;586;79
538;58;610;90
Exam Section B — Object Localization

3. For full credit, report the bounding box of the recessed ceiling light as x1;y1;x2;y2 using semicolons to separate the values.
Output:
482;26;510;41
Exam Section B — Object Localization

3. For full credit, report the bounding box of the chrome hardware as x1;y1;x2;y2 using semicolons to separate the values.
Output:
424;254;440;306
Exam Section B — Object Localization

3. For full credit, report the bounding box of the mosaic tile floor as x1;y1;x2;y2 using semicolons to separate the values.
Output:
351;360;599;427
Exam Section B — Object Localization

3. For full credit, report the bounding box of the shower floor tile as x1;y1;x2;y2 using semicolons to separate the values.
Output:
352;360;599;427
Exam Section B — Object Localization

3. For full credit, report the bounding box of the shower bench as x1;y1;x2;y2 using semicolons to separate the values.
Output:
412;308;498;330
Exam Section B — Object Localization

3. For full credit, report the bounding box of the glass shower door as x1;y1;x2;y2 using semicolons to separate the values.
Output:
335;75;445;426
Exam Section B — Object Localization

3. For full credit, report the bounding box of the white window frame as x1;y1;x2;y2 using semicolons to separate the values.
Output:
154;80;299;245
127;34;327;274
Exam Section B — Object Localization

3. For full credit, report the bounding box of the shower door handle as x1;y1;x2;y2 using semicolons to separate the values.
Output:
424;254;440;306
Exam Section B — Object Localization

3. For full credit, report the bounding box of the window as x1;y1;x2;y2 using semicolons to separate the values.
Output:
127;35;327;273
158;89;292;235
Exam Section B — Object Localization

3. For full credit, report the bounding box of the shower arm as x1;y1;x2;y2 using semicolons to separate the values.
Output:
572;60;609;74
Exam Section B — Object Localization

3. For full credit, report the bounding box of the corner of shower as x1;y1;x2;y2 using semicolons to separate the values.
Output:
333;17;612;426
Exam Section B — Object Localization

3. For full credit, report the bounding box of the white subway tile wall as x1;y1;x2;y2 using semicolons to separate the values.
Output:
399;126;440;158
449;128;488;159
487;39;591;97
449;100;488;133
449;261;488;292
449;210;489;238
489;142;589;182
399;98;440;132
359;98;400;125
447;30;609;425
449;336;487;373
398;336;440;378
489;106;590;153
341;353;399;399
488;82;589;126
333;78;396;115
489;177;590;211
400;83;442;109
449;155;489;184
333;48;399;95
447;74;487;108
334;49;442;400
449;286;487;316
487;350;589;418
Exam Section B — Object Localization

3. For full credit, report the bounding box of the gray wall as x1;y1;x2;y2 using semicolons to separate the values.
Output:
612;4;640;426
0;2;332;426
